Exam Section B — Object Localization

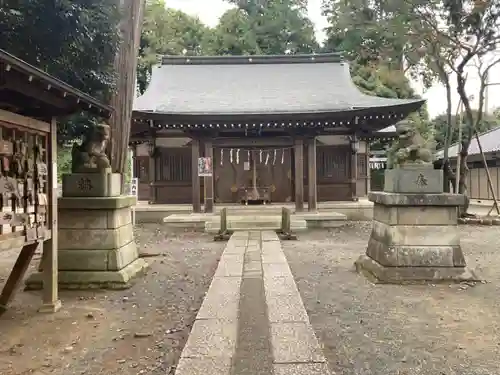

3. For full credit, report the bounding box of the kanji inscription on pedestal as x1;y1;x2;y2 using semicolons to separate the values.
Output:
415;173;428;187
77;177;93;192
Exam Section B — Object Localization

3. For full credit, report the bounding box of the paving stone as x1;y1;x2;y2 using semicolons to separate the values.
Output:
223;245;247;255
244;261;262;273
273;363;332;375
262;263;293;278
263;276;299;296
270;323;326;364
181;320;237;358
262;231;280;242
214;261;243;277
197;295;239;322
261;251;288;264
175;357;232;375
266;292;309;323
244;250;261;262
206;277;241;300
220;253;245;263
243;270;263;279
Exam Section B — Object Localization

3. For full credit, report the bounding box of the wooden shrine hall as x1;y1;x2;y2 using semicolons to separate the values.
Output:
130;53;425;213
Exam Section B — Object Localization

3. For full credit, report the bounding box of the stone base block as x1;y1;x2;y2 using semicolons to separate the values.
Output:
384;167;443;194
58;241;140;271
366;237;466;267
354;255;480;284
25;258;149;290
62;173;121;197
26;196;146;290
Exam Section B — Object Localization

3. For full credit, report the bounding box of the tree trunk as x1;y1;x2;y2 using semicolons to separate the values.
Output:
109;0;145;177
455;69;475;216
441;78;453;192
457;143;470;216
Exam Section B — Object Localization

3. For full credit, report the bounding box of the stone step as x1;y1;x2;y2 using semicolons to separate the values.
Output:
205;216;307;233
217;207;286;216
163;212;346;232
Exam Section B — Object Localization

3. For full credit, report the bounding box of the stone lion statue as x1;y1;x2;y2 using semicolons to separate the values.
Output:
71;123;112;173
392;122;433;167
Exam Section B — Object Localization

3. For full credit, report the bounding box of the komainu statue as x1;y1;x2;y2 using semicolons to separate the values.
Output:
71;124;112;173
392;122;433;167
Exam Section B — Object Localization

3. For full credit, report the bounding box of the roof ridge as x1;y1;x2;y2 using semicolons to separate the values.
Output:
161;53;344;66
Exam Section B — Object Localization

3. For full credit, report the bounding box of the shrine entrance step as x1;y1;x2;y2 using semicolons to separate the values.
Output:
206;214;307;233
216;206;284;216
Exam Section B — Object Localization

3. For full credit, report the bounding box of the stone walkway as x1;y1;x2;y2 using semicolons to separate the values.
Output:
174;231;332;375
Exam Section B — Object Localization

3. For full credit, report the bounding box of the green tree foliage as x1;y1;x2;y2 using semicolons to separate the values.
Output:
138;0;211;93
0;0;119;101
321;0;432;149
138;0;318;90
203;0;318;55
0;0;120;144
433;111;500;150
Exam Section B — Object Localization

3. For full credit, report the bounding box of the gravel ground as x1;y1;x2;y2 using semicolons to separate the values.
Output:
0;225;224;375
283;222;500;375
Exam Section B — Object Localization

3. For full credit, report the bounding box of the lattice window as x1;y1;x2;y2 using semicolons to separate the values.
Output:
317;147;348;180
160;149;191;182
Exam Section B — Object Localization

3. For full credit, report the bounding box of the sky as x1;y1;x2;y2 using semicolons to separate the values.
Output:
167;0;500;119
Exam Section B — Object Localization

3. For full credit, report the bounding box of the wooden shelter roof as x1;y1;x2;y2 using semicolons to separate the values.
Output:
133;53;425;131
436;125;500;159
0;49;113;119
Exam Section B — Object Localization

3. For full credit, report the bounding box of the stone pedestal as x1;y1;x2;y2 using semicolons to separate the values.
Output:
355;165;479;284
62;173;122;197
26;196;148;290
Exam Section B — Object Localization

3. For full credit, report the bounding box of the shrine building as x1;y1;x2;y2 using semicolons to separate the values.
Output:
130;53;424;213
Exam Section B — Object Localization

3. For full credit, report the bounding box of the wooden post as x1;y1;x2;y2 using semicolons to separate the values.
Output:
294;138;304;212
366;142;371;193
191;139;201;213
39;117;61;312
350;135;359;201
0;242;39;313
204;140;214;213
214;207;230;241
307;137;317;211
278;207;297;240
148;137;157;204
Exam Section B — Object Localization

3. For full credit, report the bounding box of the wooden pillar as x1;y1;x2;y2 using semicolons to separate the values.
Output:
366;142;371;194
350;135;359;201
294;138;304;212
191;139;201;213
148;137;157;204
204;140;214;213
307;137;317;211
40;118;61;312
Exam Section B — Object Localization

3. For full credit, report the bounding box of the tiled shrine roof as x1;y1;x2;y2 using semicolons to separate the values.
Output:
133;53;424;130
